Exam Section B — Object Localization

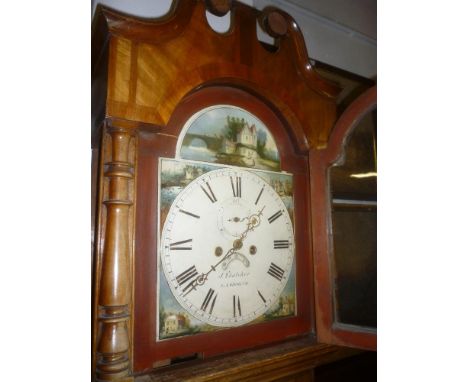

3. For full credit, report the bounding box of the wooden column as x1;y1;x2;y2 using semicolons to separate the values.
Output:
95;121;136;381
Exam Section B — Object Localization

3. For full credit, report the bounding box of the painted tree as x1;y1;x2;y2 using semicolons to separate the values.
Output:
224;116;245;141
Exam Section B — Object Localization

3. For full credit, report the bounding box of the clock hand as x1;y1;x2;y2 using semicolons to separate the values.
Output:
183;239;245;296
183;208;265;296
182;247;234;296
243;206;265;232
228;206;266;225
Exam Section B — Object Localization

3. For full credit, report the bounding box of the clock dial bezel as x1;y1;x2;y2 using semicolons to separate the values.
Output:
133;86;314;368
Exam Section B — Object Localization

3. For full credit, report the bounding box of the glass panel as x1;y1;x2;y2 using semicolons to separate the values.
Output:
330;111;376;201
330;109;377;328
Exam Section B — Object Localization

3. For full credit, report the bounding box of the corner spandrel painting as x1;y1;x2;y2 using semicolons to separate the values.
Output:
177;105;281;171
157;158;296;341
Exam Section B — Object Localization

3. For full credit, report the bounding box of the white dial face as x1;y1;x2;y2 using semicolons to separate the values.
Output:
160;168;295;327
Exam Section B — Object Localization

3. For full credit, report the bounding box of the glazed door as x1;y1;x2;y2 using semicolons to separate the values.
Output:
310;86;377;350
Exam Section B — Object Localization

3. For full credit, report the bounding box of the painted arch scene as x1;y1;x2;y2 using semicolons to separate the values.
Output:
178;106;281;171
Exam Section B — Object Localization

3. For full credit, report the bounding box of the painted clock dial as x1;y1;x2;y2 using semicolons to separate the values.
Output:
160;167;295;327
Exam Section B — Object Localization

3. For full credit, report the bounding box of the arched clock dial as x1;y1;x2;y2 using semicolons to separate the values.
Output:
160;168;295;327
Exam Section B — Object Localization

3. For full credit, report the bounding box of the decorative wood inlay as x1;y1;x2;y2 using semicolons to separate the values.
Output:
95;121;137;381
95;0;342;151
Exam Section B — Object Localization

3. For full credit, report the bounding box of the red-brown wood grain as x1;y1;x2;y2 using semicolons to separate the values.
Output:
94;123;138;381
136;339;361;381
133;86;314;372
205;0;233;16
91;1;378;380
310;86;377;351
95;0;340;150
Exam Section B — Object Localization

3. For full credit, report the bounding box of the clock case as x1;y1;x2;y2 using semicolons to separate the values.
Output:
139;85;312;368
92;1;376;380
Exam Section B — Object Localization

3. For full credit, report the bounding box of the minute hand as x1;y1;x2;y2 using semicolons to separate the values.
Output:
182;207;265;296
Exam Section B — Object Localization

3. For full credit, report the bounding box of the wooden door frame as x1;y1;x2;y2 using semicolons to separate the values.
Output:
310;86;377;350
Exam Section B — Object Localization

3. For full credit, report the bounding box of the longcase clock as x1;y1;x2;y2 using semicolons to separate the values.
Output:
91;1;376;381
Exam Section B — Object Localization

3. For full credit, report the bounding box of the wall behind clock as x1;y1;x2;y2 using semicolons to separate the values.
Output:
91;0;376;78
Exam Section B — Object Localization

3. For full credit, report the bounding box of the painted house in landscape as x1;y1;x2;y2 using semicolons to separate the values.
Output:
158;158;296;341
220;121;259;166
163;313;188;335
179;106;281;171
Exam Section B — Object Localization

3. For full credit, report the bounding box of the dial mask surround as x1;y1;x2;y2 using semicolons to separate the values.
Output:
158;164;295;332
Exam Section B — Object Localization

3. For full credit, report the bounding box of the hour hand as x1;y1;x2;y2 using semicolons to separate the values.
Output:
182;273;207;296
183;246;238;296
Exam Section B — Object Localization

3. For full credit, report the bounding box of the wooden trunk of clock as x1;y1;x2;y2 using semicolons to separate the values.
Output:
92;1;376;381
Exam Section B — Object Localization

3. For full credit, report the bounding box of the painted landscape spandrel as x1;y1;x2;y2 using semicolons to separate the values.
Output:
179;106;281;171
157;158;296;341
